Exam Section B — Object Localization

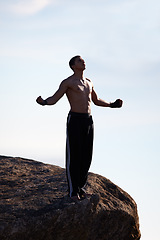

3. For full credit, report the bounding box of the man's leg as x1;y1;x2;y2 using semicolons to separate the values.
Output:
66;114;82;198
78;116;94;193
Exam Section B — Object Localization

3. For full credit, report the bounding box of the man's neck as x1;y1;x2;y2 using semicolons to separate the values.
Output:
73;70;84;80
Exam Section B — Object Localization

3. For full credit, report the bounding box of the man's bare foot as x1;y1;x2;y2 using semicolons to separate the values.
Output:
70;194;81;202
79;189;92;200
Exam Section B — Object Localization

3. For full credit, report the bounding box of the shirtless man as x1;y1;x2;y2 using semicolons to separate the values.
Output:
36;55;123;201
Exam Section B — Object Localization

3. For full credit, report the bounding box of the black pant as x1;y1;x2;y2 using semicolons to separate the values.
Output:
66;111;94;197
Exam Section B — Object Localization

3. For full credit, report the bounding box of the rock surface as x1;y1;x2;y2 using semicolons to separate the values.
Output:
0;155;141;240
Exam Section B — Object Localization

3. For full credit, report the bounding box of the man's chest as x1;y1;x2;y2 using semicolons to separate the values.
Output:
70;80;92;94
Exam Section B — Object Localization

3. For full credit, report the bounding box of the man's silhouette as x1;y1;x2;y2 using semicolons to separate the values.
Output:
36;55;123;201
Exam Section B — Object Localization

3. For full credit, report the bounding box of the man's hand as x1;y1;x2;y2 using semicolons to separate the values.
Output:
110;99;123;108
36;96;46;106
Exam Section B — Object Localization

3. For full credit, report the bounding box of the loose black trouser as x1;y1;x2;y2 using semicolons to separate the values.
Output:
66;111;94;197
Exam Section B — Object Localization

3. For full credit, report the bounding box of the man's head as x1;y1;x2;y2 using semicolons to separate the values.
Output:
69;55;86;71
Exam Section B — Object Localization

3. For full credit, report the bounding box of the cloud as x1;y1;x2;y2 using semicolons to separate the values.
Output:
8;0;53;15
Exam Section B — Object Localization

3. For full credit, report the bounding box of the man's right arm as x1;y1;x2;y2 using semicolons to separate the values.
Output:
36;80;68;106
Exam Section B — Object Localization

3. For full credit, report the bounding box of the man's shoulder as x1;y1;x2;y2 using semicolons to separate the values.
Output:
85;78;93;87
61;75;74;85
85;77;92;83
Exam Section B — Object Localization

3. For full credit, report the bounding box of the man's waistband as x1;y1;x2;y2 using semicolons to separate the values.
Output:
68;111;92;118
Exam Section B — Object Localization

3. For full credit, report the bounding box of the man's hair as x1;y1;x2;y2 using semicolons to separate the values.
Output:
69;55;80;70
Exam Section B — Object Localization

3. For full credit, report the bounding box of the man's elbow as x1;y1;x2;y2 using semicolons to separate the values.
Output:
92;99;100;106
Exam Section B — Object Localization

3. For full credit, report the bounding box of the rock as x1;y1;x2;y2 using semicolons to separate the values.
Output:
0;156;141;240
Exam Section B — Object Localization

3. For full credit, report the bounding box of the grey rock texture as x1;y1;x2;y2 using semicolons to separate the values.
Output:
0;156;141;240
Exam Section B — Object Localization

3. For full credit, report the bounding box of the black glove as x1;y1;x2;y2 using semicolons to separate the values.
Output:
110;99;123;108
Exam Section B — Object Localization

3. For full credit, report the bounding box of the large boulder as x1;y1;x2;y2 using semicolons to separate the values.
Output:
0;156;141;240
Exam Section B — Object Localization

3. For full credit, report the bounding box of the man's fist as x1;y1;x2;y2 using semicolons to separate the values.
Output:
110;99;123;108
36;96;46;106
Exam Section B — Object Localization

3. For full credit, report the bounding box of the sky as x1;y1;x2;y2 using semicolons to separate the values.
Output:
0;0;160;239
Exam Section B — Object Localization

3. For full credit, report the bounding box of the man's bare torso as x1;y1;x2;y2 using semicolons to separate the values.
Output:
64;75;93;114
36;56;122;113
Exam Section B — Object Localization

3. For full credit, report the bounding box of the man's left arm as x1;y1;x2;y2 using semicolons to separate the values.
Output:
91;87;123;108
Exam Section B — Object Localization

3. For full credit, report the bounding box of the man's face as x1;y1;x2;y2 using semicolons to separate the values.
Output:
73;57;86;71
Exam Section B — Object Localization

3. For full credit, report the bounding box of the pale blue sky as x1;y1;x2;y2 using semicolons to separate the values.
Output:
0;0;160;239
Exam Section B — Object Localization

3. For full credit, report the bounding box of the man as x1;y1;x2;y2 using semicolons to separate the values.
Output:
36;55;123;201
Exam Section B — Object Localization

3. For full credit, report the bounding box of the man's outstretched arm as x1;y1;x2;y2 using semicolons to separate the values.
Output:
36;80;68;106
91;88;123;108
